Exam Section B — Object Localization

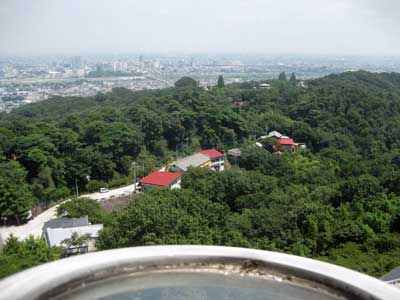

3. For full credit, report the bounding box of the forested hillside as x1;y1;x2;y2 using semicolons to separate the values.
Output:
1;71;400;277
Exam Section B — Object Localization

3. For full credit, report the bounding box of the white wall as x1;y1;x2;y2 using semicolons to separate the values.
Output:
170;179;181;190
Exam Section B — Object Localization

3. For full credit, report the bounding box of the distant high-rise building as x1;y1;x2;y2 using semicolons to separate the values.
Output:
139;55;145;69
113;61;128;72
71;56;83;69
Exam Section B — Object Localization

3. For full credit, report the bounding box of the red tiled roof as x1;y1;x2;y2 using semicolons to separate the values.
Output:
278;138;296;145
139;171;181;187
199;149;224;159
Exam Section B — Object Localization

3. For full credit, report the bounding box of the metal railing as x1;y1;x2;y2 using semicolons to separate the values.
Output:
0;246;399;300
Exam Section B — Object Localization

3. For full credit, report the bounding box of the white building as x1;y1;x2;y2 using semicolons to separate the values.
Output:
199;149;225;171
43;217;103;254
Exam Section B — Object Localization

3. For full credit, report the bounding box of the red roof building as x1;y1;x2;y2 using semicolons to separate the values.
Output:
278;138;295;145
198;149;225;171
199;149;224;159
139;171;182;188
278;138;296;152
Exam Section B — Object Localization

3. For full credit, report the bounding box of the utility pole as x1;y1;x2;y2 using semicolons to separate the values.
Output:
142;161;144;176
132;161;137;194
0;232;4;250
75;178;79;198
186;137;189;156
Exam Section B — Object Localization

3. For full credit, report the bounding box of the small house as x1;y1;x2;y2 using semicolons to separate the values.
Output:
139;171;182;190
227;148;241;163
278;137;297;152
43;217;103;254
199;149;225;171
266;130;306;153
381;266;400;288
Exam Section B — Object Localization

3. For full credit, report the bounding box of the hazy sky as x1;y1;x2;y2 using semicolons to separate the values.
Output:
1;0;399;56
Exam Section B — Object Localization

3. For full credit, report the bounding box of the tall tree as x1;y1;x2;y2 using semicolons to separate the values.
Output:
278;72;287;81
290;72;297;83
0;161;35;223
217;75;225;88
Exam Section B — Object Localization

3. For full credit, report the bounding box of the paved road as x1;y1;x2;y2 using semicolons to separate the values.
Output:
0;204;60;241
82;183;137;201
0;183;137;242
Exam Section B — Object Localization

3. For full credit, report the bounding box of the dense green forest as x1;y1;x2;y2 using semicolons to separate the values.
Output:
1;71;400;277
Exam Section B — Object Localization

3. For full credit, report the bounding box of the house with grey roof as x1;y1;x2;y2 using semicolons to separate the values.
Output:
381;266;400;288
227;148;241;163
43;216;89;232
267;130;283;139
42;217;103;254
171;153;210;172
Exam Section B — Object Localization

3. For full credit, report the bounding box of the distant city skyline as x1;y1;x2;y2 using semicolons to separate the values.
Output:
3;52;400;114
1;0;400;57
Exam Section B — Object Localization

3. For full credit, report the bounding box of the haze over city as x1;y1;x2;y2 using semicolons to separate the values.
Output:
1;0;400;56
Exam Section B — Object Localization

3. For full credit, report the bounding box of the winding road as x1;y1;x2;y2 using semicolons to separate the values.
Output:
0;183;137;241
